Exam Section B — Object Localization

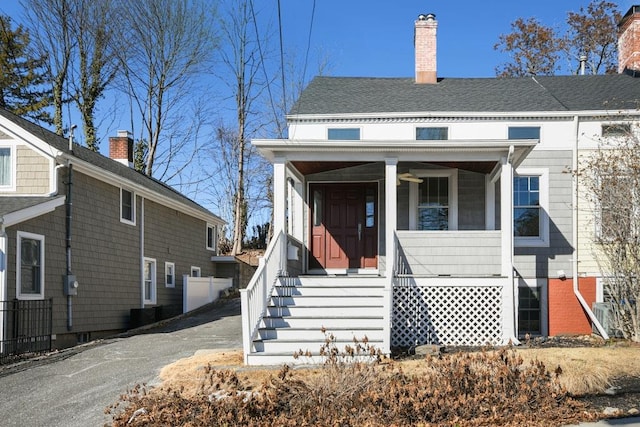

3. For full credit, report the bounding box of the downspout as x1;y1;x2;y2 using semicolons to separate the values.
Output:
0;222;6;353
572;115;609;339
140;198;144;308
507;146;520;345
65;125;76;331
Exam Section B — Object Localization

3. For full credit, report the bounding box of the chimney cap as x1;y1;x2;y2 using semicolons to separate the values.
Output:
117;130;133;139
418;13;436;21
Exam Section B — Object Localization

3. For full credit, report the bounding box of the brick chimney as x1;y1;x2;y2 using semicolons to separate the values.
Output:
618;5;640;75
415;13;438;84
109;130;133;167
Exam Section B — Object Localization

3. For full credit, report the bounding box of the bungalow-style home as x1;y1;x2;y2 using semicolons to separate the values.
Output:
241;5;640;365
0;109;224;359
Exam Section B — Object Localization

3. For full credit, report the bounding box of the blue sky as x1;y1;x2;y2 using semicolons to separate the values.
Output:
2;1;636;80
274;0;636;79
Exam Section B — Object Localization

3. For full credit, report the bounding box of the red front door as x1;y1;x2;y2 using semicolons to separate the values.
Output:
309;183;378;270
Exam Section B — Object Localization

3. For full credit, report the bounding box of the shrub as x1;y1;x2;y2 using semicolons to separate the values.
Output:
107;340;596;426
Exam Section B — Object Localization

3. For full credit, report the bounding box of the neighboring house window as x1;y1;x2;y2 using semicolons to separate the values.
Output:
143;258;156;304
165;262;175;288
17;231;45;300
518;286;541;336
191;266;201;277
409;170;458;230
120;188;135;225
327;128;360;140
508;126;540;140
602;123;631;137
0;146;13;188
513;169;549;247
416;127;448;140
595;175;637;241
206;224;217;253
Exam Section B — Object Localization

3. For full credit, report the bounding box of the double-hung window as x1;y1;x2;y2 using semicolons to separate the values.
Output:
165;262;175;288
596;175;638;241
143;258;157;304
0;145;15;190
409;170;458;230
120;188;135;225
206;224;217;253
513;169;549;247
17;232;45;300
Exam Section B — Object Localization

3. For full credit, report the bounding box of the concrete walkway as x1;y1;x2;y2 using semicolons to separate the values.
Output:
0;298;242;427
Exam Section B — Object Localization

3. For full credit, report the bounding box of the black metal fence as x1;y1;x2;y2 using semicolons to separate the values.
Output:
0;299;53;364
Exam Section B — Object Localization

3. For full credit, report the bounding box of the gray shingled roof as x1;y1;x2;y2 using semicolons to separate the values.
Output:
0;109;222;223
0;196;63;217
289;74;640;116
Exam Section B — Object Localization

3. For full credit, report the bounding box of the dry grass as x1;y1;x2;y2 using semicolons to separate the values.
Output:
158;344;640;398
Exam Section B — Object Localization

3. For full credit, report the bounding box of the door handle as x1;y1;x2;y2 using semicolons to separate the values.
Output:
358;223;362;241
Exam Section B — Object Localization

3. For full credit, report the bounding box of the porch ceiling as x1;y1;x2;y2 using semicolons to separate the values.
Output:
291;161;372;175
430;161;496;174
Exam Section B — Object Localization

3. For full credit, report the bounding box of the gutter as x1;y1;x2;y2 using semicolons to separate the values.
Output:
572;115;609;339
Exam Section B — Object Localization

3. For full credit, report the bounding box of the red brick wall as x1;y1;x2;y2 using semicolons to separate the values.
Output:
618;9;640;73
548;277;597;336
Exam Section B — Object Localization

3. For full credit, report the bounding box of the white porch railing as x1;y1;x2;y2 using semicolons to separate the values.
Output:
182;275;233;313
240;230;287;363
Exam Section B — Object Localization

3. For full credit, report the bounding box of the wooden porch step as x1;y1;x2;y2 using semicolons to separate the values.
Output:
262;315;384;329
257;326;384;341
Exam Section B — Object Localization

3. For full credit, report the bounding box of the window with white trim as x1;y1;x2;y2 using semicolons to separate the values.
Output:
17;231;45;300
416;127;448;140
409;169;458;230
508;126;540;140
206;224;217;253
165;262;175;288
120;188;135;225
190;266;201;277
327;128;360;140
143;257;156;304
514;169;549;247
0;146;14;189
595;174;639;241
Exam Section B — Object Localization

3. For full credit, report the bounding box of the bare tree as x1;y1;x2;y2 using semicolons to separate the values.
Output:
70;0;119;151
114;0;215;177
581;123;640;342
215;0;272;255
494;17;563;77
23;0;74;135
495;0;621;76
565;0;621;74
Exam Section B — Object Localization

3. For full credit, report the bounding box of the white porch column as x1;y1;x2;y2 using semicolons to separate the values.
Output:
499;153;517;343
273;157;287;234
384;158;397;279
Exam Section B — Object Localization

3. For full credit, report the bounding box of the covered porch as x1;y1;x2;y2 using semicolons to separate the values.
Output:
241;139;536;363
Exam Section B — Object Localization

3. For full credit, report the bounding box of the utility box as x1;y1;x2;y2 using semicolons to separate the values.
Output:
64;275;79;296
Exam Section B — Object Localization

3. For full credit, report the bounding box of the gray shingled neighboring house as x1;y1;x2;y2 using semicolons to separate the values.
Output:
0;108;225;354
241;7;640;365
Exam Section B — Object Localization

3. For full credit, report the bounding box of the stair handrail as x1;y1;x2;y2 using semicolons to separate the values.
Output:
240;229;287;363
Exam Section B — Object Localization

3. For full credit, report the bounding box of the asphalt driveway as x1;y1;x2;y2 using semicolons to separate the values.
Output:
0;297;242;427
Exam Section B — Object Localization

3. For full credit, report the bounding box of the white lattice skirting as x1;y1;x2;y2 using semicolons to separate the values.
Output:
392;284;503;347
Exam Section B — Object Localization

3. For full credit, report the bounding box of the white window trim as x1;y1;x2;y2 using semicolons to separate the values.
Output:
143;257;157;305
0;144;16;192
206;223;217;253
16;231;45;300
120;188;136;225
165;262;175;288
514;168;549;247
408;169;458;230
190;266;201;277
